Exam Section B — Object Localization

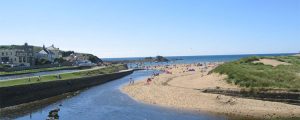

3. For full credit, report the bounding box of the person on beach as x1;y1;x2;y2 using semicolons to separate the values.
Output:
57;74;61;79
146;78;152;85
131;78;134;85
37;76;41;81
129;77;134;85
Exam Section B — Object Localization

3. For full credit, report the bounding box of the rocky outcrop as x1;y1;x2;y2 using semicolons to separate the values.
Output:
107;56;169;64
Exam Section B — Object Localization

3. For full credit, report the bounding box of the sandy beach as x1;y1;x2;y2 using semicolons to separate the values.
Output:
122;63;300;119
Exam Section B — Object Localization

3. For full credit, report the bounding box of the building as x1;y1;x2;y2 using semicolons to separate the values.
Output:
46;44;61;58
36;44;62;62
0;43;35;66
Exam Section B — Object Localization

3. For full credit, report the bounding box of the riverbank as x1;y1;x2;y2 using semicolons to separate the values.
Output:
0;65;125;87
0;66;80;77
121;63;300;119
0;64;133;108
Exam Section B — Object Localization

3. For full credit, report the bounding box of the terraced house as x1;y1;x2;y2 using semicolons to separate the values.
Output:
0;43;35;66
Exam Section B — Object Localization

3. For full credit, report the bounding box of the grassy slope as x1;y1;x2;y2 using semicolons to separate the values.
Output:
0;64;127;87
212;56;300;91
0;66;78;76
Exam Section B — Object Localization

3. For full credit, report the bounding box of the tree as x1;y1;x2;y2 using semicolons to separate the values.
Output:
54;57;66;63
35;58;51;65
61;51;75;57
88;55;103;63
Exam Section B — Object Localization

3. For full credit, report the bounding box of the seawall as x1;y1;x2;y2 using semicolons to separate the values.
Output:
0;69;134;108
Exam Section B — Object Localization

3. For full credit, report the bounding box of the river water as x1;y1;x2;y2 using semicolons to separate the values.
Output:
1;70;227;120
2;54;292;120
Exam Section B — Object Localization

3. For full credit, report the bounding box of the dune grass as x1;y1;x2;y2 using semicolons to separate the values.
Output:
0;64;127;87
212;56;300;91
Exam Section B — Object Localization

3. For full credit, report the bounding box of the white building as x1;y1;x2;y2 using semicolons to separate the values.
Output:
36;44;62;62
46;45;62;58
0;43;35;66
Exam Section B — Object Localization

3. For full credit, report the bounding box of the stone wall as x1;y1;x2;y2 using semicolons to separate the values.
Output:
0;70;133;108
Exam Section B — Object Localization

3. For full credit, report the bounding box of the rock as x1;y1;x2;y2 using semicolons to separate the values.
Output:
46;108;60;120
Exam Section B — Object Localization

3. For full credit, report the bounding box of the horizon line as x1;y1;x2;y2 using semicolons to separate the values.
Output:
101;52;298;59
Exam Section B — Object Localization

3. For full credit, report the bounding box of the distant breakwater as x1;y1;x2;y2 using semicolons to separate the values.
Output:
0;70;134;108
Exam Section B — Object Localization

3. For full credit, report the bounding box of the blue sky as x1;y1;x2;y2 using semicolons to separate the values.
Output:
0;0;299;58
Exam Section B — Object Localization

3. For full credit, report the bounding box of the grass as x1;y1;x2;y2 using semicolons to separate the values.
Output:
0;64;127;87
0;66;79;76
212;56;300;91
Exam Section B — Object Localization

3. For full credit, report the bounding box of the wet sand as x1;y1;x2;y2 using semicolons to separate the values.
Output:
122;63;300;119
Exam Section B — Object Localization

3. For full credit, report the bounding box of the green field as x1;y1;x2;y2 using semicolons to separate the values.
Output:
0;64;127;87
0;66;79;76
212;56;300;91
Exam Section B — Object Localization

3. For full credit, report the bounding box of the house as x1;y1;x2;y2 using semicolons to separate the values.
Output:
0;43;35;66
36;44;61;62
46;44;62;58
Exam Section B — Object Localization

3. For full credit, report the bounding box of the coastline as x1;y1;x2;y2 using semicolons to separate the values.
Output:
121;63;300;119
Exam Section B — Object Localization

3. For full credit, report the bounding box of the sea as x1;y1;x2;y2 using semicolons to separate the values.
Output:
102;53;296;68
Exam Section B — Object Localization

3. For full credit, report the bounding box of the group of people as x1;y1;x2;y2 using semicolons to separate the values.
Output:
128;62;221;86
146;72;160;85
27;74;62;83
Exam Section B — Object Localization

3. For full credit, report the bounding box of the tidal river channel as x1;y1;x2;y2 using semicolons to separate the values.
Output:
0;70;227;120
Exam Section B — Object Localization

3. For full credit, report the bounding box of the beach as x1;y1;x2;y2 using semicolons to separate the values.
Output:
122;63;300;119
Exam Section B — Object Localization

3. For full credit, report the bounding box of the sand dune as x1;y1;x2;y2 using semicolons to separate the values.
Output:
254;58;291;67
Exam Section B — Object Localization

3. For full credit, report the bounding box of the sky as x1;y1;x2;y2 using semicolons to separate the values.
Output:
0;0;299;58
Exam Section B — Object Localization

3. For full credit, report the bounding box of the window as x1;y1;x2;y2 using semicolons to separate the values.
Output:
19;57;22;63
15;58;17;61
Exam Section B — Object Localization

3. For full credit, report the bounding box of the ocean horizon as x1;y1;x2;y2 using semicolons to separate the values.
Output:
102;53;296;62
